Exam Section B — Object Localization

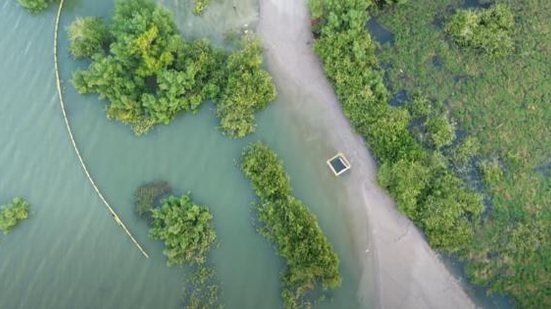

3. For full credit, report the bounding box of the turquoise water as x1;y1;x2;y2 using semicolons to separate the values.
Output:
0;1;368;308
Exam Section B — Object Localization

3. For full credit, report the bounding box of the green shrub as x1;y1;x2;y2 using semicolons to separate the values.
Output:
452;136;479;164
18;0;52;14
218;38;277;138
425;115;455;149
446;4;514;57
150;194;216;266
479;159;504;186
242;142;341;308
0;198;30;234
68;17;110;59
193;0;210;15
407;94;432;119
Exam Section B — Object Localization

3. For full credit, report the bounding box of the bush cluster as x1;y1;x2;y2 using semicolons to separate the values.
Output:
308;0;483;253
149;194;216;266
241;142;341;309
0;198;30;234
446;4;515;57
70;0;275;137
193;0;210;15
17;0;52;14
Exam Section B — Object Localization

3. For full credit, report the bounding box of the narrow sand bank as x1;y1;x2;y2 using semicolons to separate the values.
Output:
257;0;474;308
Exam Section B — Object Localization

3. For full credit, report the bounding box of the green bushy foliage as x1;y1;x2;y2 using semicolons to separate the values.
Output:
0;198;30;234
70;0;275;137
425;115;455;149
150;194;216;266
242;143;341;308
218;38;277;138
18;0;52;14
193;0;210;15
68;17;110;59
446;4;514;57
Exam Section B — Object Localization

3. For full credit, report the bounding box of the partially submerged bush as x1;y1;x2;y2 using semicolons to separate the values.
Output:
18;0;52;14
68;17;110;59
150;194;216;266
446;4;514;57
218;38;277;138
242;142;341;308
0;198;30;234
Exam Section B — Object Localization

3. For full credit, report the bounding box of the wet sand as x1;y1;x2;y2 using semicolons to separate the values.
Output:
257;0;474;308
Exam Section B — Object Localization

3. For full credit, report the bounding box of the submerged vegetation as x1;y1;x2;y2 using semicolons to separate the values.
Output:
0;198;30;234
69;0;275;137
17;0;52;14
134;181;171;217
135;183;220;308
446;4;514;57
242;142;340;309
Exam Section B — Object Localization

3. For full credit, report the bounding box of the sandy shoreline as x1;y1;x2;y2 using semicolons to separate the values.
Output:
257;0;474;308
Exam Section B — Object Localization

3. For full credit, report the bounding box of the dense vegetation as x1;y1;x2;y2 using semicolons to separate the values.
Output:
310;0;551;307
70;0;275;137
0;198;30;234
369;0;549;306
149;194;216;266
218;38;277;138
241;142;340;308
135;183;221;308
308;0;483;255
17;0;52;14
446;4;514;57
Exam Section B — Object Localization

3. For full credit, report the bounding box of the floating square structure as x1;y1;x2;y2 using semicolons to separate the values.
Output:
326;153;351;176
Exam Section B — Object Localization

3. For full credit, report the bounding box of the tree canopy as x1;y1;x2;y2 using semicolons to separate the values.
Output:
70;0;276;137
0;198;30;234
242;142;341;308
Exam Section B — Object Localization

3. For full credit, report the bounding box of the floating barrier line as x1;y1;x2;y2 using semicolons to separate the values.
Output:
54;0;149;258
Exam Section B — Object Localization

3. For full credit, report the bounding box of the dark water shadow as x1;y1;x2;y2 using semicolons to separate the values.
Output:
389;89;408;107
366;17;394;45
440;255;514;309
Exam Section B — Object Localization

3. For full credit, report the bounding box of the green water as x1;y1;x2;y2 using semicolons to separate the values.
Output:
0;0;368;308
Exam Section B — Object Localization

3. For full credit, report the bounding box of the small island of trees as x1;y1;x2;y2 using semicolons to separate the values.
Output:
69;0;276;137
241;142;341;308
0;198;30;234
134;183;220;308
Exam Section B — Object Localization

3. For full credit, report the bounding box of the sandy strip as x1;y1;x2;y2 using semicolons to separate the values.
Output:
257;0;474;308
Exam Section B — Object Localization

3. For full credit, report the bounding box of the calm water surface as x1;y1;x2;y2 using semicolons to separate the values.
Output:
0;0;368;308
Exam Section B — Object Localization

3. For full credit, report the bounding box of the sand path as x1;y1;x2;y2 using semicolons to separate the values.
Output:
257;0;474;308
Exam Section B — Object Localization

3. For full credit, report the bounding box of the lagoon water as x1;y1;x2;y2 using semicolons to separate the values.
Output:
0;0;369;308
